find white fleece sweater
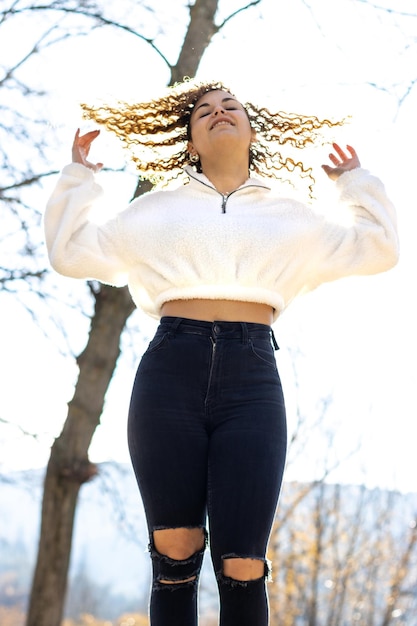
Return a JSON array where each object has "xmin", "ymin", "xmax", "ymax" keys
[{"xmin": 44, "ymin": 163, "xmax": 399, "ymax": 321}]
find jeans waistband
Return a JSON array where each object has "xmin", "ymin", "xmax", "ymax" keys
[{"xmin": 159, "ymin": 316, "xmax": 279, "ymax": 349}]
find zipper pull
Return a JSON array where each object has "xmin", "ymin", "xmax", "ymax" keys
[{"xmin": 221, "ymin": 194, "xmax": 228, "ymax": 213}]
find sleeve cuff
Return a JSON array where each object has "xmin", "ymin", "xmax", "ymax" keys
[{"xmin": 61, "ymin": 162, "xmax": 97, "ymax": 181}]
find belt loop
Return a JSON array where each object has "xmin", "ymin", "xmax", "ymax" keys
[
  {"xmin": 270, "ymin": 328, "xmax": 279, "ymax": 351},
  {"xmin": 170, "ymin": 317, "xmax": 182, "ymax": 334},
  {"xmin": 240, "ymin": 322, "xmax": 249, "ymax": 344}
]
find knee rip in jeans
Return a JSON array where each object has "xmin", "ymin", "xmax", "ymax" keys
[
  {"xmin": 150, "ymin": 527, "xmax": 207, "ymax": 590},
  {"xmin": 217, "ymin": 555, "xmax": 271, "ymax": 588}
]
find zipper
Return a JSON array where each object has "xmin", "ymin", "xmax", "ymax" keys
[
  {"xmin": 205, "ymin": 337, "xmax": 217, "ymax": 406},
  {"xmin": 220, "ymin": 188, "xmax": 243, "ymax": 213},
  {"xmin": 186, "ymin": 169, "xmax": 270, "ymax": 214},
  {"xmin": 221, "ymin": 194, "xmax": 228, "ymax": 213}
]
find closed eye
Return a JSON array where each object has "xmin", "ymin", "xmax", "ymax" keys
[{"xmin": 199, "ymin": 106, "xmax": 238, "ymax": 118}]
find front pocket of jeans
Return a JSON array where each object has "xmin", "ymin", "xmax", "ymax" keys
[
  {"xmin": 144, "ymin": 331, "xmax": 171, "ymax": 355},
  {"xmin": 249, "ymin": 338, "xmax": 277, "ymax": 369}
]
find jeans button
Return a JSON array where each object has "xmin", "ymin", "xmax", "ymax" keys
[{"xmin": 213, "ymin": 323, "xmax": 220, "ymax": 335}]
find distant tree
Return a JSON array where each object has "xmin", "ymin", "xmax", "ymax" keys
[
  {"xmin": 63, "ymin": 567, "xmax": 104, "ymax": 621},
  {"xmin": 268, "ymin": 482, "xmax": 417, "ymax": 625},
  {"xmin": 0, "ymin": 2, "xmax": 60, "ymax": 294},
  {"xmin": 300, "ymin": 0, "xmax": 417, "ymax": 112}
]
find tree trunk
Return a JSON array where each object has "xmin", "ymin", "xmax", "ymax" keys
[
  {"xmin": 171, "ymin": 0, "xmax": 219, "ymax": 83},
  {"xmin": 26, "ymin": 285, "xmax": 135, "ymax": 626}
]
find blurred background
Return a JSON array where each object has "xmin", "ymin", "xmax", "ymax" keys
[{"xmin": 1, "ymin": 1, "xmax": 416, "ymax": 625}]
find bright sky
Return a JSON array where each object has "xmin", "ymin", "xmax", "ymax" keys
[{"xmin": 1, "ymin": 0, "xmax": 416, "ymax": 493}]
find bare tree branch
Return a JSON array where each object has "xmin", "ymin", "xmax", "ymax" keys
[
  {"xmin": 354, "ymin": 0, "xmax": 417, "ymax": 18},
  {"xmin": 216, "ymin": 0, "xmax": 262, "ymax": 31},
  {"xmin": 0, "ymin": 269, "xmax": 47, "ymax": 283},
  {"xmin": 367, "ymin": 76, "xmax": 417, "ymax": 119},
  {"xmin": 0, "ymin": 171, "xmax": 60, "ymax": 195},
  {"xmin": 397, "ymin": 76, "xmax": 417, "ymax": 109},
  {"xmin": 0, "ymin": 24, "xmax": 61, "ymax": 86},
  {"xmin": 8, "ymin": 4, "xmax": 173, "ymax": 71},
  {"xmin": 0, "ymin": 417, "xmax": 40, "ymax": 440}
]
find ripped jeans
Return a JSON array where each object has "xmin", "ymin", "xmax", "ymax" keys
[{"xmin": 128, "ymin": 317, "xmax": 287, "ymax": 626}]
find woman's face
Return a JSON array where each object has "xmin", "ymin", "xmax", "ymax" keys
[{"xmin": 187, "ymin": 90, "xmax": 254, "ymax": 162}]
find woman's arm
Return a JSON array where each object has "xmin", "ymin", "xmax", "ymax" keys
[
  {"xmin": 44, "ymin": 131, "xmax": 128, "ymax": 286},
  {"xmin": 305, "ymin": 144, "xmax": 399, "ymax": 288}
]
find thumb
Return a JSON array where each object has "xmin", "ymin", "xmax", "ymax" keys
[
  {"xmin": 91, "ymin": 162, "xmax": 104, "ymax": 173},
  {"xmin": 321, "ymin": 164, "xmax": 338, "ymax": 181}
]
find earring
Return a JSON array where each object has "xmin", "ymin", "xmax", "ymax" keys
[{"xmin": 189, "ymin": 153, "xmax": 199, "ymax": 163}]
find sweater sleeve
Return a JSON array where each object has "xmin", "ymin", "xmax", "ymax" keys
[
  {"xmin": 307, "ymin": 168, "xmax": 399, "ymax": 288},
  {"xmin": 44, "ymin": 163, "xmax": 129, "ymax": 286}
]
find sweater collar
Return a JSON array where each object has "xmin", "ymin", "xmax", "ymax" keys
[{"xmin": 184, "ymin": 165, "xmax": 271, "ymax": 192}]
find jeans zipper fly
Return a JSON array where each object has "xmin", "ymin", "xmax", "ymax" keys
[{"xmin": 205, "ymin": 337, "xmax": 217, "ymax": 406}]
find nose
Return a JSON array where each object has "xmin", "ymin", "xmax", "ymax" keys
[{"xmin": 213, "ymin": 105, "xmax": 225, "ymax": 115}]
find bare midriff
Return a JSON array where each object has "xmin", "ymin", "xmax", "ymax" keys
[{"xmin": 160, "ymin": 299, "xmax": 274, "ymax": 325}]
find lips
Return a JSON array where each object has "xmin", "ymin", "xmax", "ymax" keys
[{"xmin": 210, "ymin": 117, "xmax": 234, "ymax": 130}]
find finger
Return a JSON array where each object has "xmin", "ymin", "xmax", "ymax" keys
[
  {"xmin": 88, "ymin": 161, "xmax": 104, "ymax": 172},
  {"xmin": 321, "ymin": 164, "xmax": 339, "ymax": 180},
  {"xmin": 346, "ymin": 144, "xmax": 357, "ymax": 158},
  {"xmin": 72, "ymin": 128, "xmax": 80, "ymax": 147},
  {"xmin": 332, "ymin": 143, "xmax": 348, "ymax": 160},
  {"xmin": 82, "ymin": 129, "xmax": 100, "ymax": 140},
  {"xmin": 77, "ymin": 129, "xmax": 100, "ymax": 148},
  {"xmin": 329, "ymin": 153, "xmax": 340, "ymax": 166},
  {"xmin": 78, "ymin": 133, "xmax": 101, "ymax": 160}
]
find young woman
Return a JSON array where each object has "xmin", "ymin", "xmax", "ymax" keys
[{"xmin": 44, "ymin": 80, "xmax": 399, "ymax": 626}]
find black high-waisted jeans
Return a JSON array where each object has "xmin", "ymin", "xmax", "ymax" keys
[{"xmin": 128, "ymin": 317, "xmax": 287, "ymax": 626}]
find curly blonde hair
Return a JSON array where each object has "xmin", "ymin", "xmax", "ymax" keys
[{"xmin": 81, "ymin": 78, "xmax": 343, "ymax": 191}]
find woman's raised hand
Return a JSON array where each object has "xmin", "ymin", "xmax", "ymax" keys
[
  {"xmin": 322, "ymin": 143, "xmax": 360, "ymax": 181},
  {"xmin": 72, "ymin": 128, "xmax": 103, "ymax": 172}
]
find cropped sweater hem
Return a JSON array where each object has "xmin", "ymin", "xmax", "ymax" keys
[{"xmin": 153, "ymin": 286, "xmax": 285, "ymax": 321}]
